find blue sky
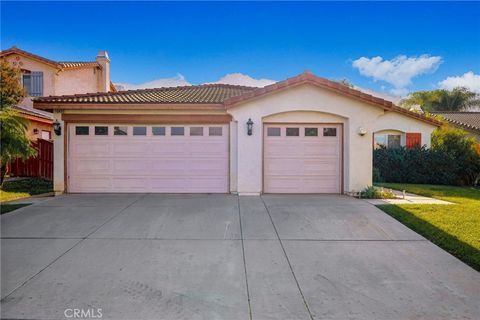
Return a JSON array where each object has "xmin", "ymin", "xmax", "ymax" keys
[{"xmin": 2, "ymin": 1, "xmax": 479, "ymax": 96}]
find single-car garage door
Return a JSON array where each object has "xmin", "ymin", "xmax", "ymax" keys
[
  {"xmin": 68, "ymin": 124, "xmax": 229, "ymax": 193},
  {"xmin": 264, "ymin": 124, "xmax": 342, "ymax": 193}
]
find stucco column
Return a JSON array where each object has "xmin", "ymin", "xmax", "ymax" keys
[
  {"xmin": 229, "ymin": 120, "xmax": 238, "ymax": 193},
  {"xmin": 53, "ymin": 111, "xmax": 65, "ymax": 194}
]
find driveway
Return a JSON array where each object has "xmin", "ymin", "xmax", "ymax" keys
[{"xmin": 1, "ymin": 194, "xmax": 479, "ymax": 320}]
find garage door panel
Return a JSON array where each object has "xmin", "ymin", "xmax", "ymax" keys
[
  {"xmin": 264, "ymin": 124, "xmax": 342, "ymax": 194},
  {"xmin": 73, "ymin": 160, "xmax": 111, "ymax": 174},
  {"xmin": 72, "ymin": 142, "xmax": 110, "ymax": 157},
  {"xmin": 69, "ymin": 124, "xmax": 228, "ymax": 193}
]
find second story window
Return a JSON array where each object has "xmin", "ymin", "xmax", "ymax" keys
[{"xmin": 22, "ymin": 71, "xmax": 43, "ymax": 96}]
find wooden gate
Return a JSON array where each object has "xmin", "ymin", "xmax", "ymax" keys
[{"xmin": 10, "ymin": 139, "xmax": 53, "ymax": 180}]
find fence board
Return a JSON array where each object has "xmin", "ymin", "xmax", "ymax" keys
[{"xmin": 10, "ymin": 139, "xmax": 53, "ymax": 180}]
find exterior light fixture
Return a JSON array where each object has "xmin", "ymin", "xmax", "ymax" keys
[
  {"xmin": 53, "ymin": 120, "xmax": 62, "ymax": 136},
  {"xmin": 358, "ymin": 127, "xmax": 367, "ymax": 136},
  {"xmin": 246, "ymin": 118, "xmax": 254, "ymax": 136}
]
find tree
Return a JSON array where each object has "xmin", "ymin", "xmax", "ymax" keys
[
  {"xmin": 400, "ymin": 87, "xmax": 480, "ymax": 112},
  {"xmin": 0, "ymin": 60, "xmax": 36, "ymax": 184}
]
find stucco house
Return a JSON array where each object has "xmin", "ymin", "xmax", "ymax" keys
[
  {"xmin": 33, "ymin": 71, "xmax": 441, "ymax": 195},
  {"xmin": 0, "ymin": 46, "xmax": 116, "ymax": 140}
]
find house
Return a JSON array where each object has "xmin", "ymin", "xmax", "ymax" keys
[
  {"xmin": 0, "ymin": 46, "xmax": 116, "ymax": 140},
  {"xmin": 33, "ymin": 71, "xmax": 442, "ymax": 195},
  {"xmin": 431, "ymin": 111, "xmax": 480, "ymax": 143}
]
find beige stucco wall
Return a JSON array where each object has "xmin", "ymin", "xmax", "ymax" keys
[
  {"xmin": 55, "ymin": 68, "xmax": 100, "ymax": 95},
  {"xmin": 373, "ymin": 111, "xmax": 436, "ymax": 147},
  {"xmin": 25, "ymin": 120, "xmax": 53, "ymax": 141},
  {"xmin": 52, "ymin": 112, "xmax": 65, "ymax": 194},
  {"xmin": 4, "ymin": 54, "xmax": 57, "ymax": 106},
  {"xmin": 4, "ymin": 54, "xmax": 103, "ymax": 107},
  {"xmin": 226, "ymin": 84, "xmax": 384, "ymax": 195}
]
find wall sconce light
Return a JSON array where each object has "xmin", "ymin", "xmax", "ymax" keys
[
  {"xmin": 53, "ymin": 120, "xmax": 62, "ymax": 136},
  {"xmin": 33, "ymin": 128, "xmax": 39, "ymax": 134},
  {"xmin": 358, "ymin": 127, "xmax": 367, "ymax": 136},
  {"xmin": 246, "ymin": 118, "xmax": 254, "ymax": 136}
]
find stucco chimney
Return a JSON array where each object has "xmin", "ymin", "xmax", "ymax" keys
[{"xmin": 96, "ymin": 50, "xmax": 110, "ymax": 92}]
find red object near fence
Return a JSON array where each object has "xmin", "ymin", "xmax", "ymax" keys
[{"xmin": 10, "ymin": 139, "xmax": 53, "ymax": 180}]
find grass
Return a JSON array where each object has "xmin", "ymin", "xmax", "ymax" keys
[
  {"xmin": 0, "ymin": 178, "xmax": 53, "ymax": 202},
  {"xmin": 375, "ymin": 183, "xmax": 480, "ymax": 271},
  {"xmin": 0, "ymin": 203, "xmax": 31, "ymax": 214}
]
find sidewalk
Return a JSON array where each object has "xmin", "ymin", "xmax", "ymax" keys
[{"xmin": 364, "ymin": 189, "xmax": 452, "ymax": 205}]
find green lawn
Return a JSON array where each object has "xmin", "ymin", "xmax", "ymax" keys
[
  {"xmin": 0, "ymin": 178, "xmax": 53, "ymax": 202},
  {"xmin": 375, "ymin": 183, "xmax": 480, "ymax": 271},
  {"xmin": 0, "ymin": 203, "xmax": 31, "ymax": 214}
]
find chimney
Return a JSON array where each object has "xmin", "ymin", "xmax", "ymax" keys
[{"xmin": 96, "ymin": 50, "xmax": 110, "ymax": 92}]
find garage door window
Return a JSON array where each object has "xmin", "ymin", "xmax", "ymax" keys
[
  {"xmin": 95, "ymin": 126, "xmax": 108, "ymax": 136},
  {"xmin": 190, "ymin": 127, "xmax": 204, "ymax": 136},
  {"xmin": 152, "ymin": 127, "xmax": 165, "ymax": 136},
  {"xmin": 267, "ymin": 127, "xmax": 281, "ymax": 136},
  {"xmin": 305, "ymin": 128, "xmax": 318, "ymax": 136},
  {"xmin": 209, "ymin": 127, "xmax": 222, "ymax": 136},
  {"xmin": 133, "ymin": 126, "xmax": 147, "ymax": 136},
  {"xmin": 75, "ymin": 126, "xmax": 89, "ymax": 135},
  {"xmin": 171, "ymin": 127, "xmax": 184, "ymax": 136},
  {"xmin": 323, "ymin": 128, "xmax": 337, "ymax": 137},
  {"xmin": 114, "ymin": 126, "xmax": 128, "ymax": 136},
  {"xmin": 286, "ymin": 128, "xmax": 299, "ymax": 136}
]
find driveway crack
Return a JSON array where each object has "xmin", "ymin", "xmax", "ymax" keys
[
  {"xmin": 236, "ymin": 196, "xmax": 253, "ymax": 320},
  {"xmin": 260, "ymin": 196, "xmax": 315, "ymax": 320}
]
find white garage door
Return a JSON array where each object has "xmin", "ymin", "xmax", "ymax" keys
[
  {"xmin": 264, "ymin": 124, "xmax": 342, "ymax": 193},
  {"xmin": 68, "ymin": 124, "xmax": 229, "ymax": 193}
]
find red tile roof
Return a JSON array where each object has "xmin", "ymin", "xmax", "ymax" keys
[
  {"xmin": 32, "ymin": 71, "xmax": 442, "ymax": 126},
  {"xmin": 34, "ymin": 84, "xmax": 256, "ymax": 104},
  {"xmin": 0, "ymin": 47, "xmax": 100, "ymax": 70}
]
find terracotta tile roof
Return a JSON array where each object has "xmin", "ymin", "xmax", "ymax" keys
[
  {"xmin": 59, "ymin": 61, "xmax": 100, "ymax": 69},
  {"xmin": 34, "ymin": 84, "xmax": 257, "ymax": 104},
  {"xmin": 431, "ymin": 112, "xmax": 480, "ymax": 132},
  {"xmin": 0, "ymin": 47, "xmax": 100, "ymax": 70},
  {"xmin": 32, "ymin": 71, "xmax": 442, "ymax": 126}
]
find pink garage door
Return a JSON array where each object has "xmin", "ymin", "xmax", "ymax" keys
[
  {"xmin": 68, "ymin": 124, "xmax": 229, "ymax": 193},
  {"xmin": 264, "ymin": 124, "xmax": 342, "ymax": 193}
]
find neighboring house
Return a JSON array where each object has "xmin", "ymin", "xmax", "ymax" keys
[
  {"xmin": 0, "ymin": 46, "xmax": 116, "ymax": 140},
  {"xmin": 33, "ymin": 71, "xmax": 441, "ymax": 195},
  {"xmin": 12, "ymin": 105, "xmax": 54, "ymax": 140},
  {"xmin": 431, "ymin": 111, "xmax": 480, "ymax": 143}
]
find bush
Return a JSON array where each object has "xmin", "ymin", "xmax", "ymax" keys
[
  {"xmin": 373, "ymin": 126, "xmax": 480, "ymax": 186},
  {"xmin": 360, "ymin": 186, "xmax": 396, "ymax": 199}
]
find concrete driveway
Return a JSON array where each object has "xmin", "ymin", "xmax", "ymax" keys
[{"xmin": 1, "ymin": 194, "xmax": 479, "ymax": 320}]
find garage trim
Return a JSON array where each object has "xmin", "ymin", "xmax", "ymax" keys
[
  {"xmin": 262, "ymin": 122, "xmax": 344, "ymax": 194},
  {"xmin": 62, "ymin": 114, "xmax": 232, "ymax": 124}
]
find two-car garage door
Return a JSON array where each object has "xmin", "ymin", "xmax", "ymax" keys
[{"xmin": 68, "ymin": 124, "xmax": 229, "ymax": 193}]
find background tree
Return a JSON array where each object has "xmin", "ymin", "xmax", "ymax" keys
[
  {"xmin": 400, "ymin": 87, "xmax": 480, "ymax": 112},
  {"xmin": 0, "ymin": 60, "xmax": 36, "ymax": 184}
]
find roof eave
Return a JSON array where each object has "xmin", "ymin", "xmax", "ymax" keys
[{"xmin": 33, "ymin": 102, "xmax": 226, "ymax": 111}]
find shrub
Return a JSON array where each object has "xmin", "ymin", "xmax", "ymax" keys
[
  {"xmin": 360, "ymin": 186, "xmax": 396, "ymax": 199},
  {"xmin": 373, "ymin": 126, "xmax": 480, "ymax": 186}
]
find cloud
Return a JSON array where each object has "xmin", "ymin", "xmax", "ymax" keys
[
  {"xmin": 352, "ymin": 55, "xmax": 442, "ymax": 94},
  {"xmin": 208, "ymin": 73, "xmax": 276, "ymax": 87},
  {"xmin": 438, "ymin": 71, "xmax": 480, "ymax": 93},
  {"xmin": 115, "ymin": 74, "xmax": 190, "ymax": 90}
]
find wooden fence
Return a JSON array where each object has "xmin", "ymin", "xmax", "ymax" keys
[{"xmin": 10, "ymin": 139, "xmax": 54, "ymax": 180}]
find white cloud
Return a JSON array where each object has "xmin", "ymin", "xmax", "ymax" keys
[
  {"xmin": 352, "ymin": 55, "xmax": 442, "ymax": 94},
  {"xmin": 115, "ymin": 74, "xmax": 190, "ymax": 90},
  {"xmin": 438, "ymin": 71, "xmax": 480, "ymax": 93},
  {"xmin": 208, "ymin": 73, "xmax": 276, "ymax": 87}
]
